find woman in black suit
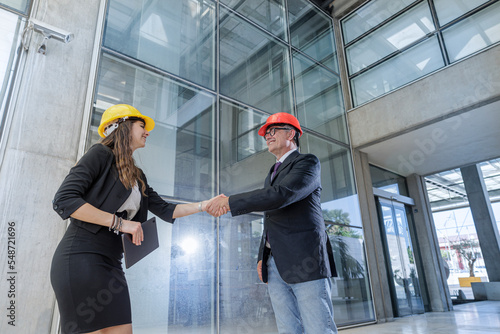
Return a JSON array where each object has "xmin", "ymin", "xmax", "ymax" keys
[{"xmin": 50, "ymin": 104, "xmax": 219, "ymax": 334}]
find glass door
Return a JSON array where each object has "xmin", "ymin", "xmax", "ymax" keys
[{"xmin": 377, "ymin": 197, "xmax": 424, "ymax": 317}]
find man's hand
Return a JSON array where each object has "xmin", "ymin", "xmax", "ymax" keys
[
  {"xmin": 205, "ymin": 194, "xmax": 230, "ymax": 217},
  {"xmin": 257, "ymin": 260, "xmax": 264, "ymax": 282}
]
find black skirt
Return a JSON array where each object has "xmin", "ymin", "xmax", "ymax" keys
[{"xmin": 50, "ymin": 221, "xmax": 131, "ymax": 334}]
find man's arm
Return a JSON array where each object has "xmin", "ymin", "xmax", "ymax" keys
[{"xmin": 207, "ymin": 154, "xmax": 320, "ymax": 216}]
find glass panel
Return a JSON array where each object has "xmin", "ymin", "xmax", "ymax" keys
[
  {"xmin": 288, "ymin": 0, "xmax": 338, "ymax": 72},
  {"xmin": 434, "ymin": 0, "xmax": 489, "ymax": 26},
  {"xmin": 219, "ymin": 213, "xmax": 278, "ymax": 333},
  {"xmin": 220, "ymin": 0, "xmax": 287, "ymax": 41},
  {"xmin": 219, "ymin": 6, "xmax": 293, "ymax": 114},
  {"xmin": 300, "ymin": 133, "xmax": 357, "ymax": 210},
  {"xmin": 370, "ymin": 165, "xmax": 409, "ymax": 196},
  {"xmin": 380, "ymin": 202, "xmax": 411, "ymax": 316},
  {"xmin": 293, "ymin": 52, "xmax": 347, "ymax": 143},
  {"xmin": 442, "ymin": 1, "xmax": 500, "ymax": 62},
  {"xmin": 342, "ymin": 0, "xmax": 417, "ymax": 44},
  {"xmin": 126, "ymin": 212, "xmax": 216, "ymax": 333},
  {"xmin": 90, "ymin": 54, "xmax": 216, "ymax": 202},
  {"xmin": 0, "ymin": 0, "xmax": 30, "ymax": 14},
  {"xmin": 220, "ymin": 101, "xmax": 275, "ymax": 194},
  {"xmin": 327, "ymin": 225, "xmax": 375, "ymax": 325},
  {"xmin": 219, "ymin": 103, "xmax": 278, "ymax": 332},
  {"xmin": 351, "ymin": 35, "xmax": 444, "ymax": 106},
  {"xmin": 0, "ymin": 11, "xmax": 24, "ymax": 137},
  {"xmin": 103, "ymin": 0, "xmax": 215, "ymax": 89},
  {"xmin": 346, "ymin": 2, "xmax": 435, "ymax": 74}
]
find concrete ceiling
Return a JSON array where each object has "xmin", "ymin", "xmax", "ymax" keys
[
  {"xmin": 358, "ymin": 99, "xmax": 500, "ymax": 177},
  {"xmin": 310, "ymin": 0, "xmax": 368, "ymax": 18}
]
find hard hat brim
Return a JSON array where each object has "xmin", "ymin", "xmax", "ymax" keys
[
  {"xmin": 98, "ymin": 114, "xmax": 155, "ymax": 137},
  {"xmin": 258, "ymin": 114, "xmax": 303, "ymax": 137}
]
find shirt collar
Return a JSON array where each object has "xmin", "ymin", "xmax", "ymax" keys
[{"xmin": 277, "ymin": 148, "xmax": 297, "ymax": 164}]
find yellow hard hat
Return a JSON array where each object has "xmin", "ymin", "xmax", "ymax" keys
[{"xmin": 98, "ymin": 104, "xmax": 155, "ymax": 138}]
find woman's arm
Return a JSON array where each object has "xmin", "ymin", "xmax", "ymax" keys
[{"xmin": 71, "ymin": 203, "xmax": 144, "ymax": 245}]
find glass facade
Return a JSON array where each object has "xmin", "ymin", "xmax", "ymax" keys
[
  {"xmin": 342, "ymin": 0, "xmax": 500, "ymax": 106},
  {"xmin": 88, "ymin": 0, "xmax": 374, "ymax": 331},
  {"xmin": 0, "ymin": 3, "xmax": 28, "ymax": 140}
]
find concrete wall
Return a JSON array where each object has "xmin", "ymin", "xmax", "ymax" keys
[
  {"xmin": 0, "ymin": 1, "xmax": 103, "ymax": 333},
  {"xmin": 352, "ymin": 150, "xmax": 394, "ymax": 321}
]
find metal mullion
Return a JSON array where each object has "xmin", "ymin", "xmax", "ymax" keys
[
  {"xmin": 0, "ymin": 3, "xmax": 29, "ymax": 17},
  {"xmin": 215, "ymin": 1, "xmax": 220, "ymax": 332},
  {"xmin": 427, "ymin": 0, "xmax": 450, "ymax": 65},
  {"xmin": 290, "ymin": 44, "xmax": 341, "ymax": 77},
  {"xmin": 284, "ymin": 0, "xmax": 298, "ymax": 121},
  {"xmin": 437, "ymin": 0, "xmax": 499, "ymax": 31},
  {"xmin": 102, "ymin": 47, "xmax": 217, "ymax": 95}
]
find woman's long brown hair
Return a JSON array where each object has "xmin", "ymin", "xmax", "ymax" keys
[{"xmin": 100, "ymin": 118, "xmax": 147, "ymax": 195}]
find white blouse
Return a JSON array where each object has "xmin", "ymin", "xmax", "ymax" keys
[{"xmin": 117, "ymin": 182, "xmax": 141, "ymax": 220}]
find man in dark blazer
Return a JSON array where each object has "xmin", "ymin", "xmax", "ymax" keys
[{"xmin": 207, "ymin": 112, "xmax": 338, "ymax": 333}]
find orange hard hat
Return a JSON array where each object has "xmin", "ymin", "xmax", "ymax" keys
[{"xmin": 258, "ymin": 112, "xmax": 303, "ymax": 137}]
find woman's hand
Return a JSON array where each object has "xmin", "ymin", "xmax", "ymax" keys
[{"xmin": 120, "ymin": 219, "xmax": 144, "ymax": 246}]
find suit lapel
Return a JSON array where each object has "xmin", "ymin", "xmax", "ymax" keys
[
  {"xmin": 265, "ymin": 164, "xmax": 274, "ymax": 186},
  {"xmin": 269, "ymin": 150, "xmax": 300, "ymax": 185}
]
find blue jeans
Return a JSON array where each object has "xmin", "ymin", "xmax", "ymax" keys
[{"xmin": 267, "ymin": 255, "xmax": 337, "ymax": 334}]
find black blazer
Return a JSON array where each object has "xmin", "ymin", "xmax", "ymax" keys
[
  {"xmin": 53, "ymin": 144, "xmax": 177, "ymax": 233},
  {"xmin": 229, "ymin": 150, "xmax": 337, "ymax": 284}
]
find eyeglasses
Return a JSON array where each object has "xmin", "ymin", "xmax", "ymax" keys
[{"xmin": 264, "ymin": 127, "xmax": 291, "ymax": 139}]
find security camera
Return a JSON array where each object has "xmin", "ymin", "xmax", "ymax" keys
[{"xmin": 29, "ymin": 18, "xmax": 74, "ymax": 43}]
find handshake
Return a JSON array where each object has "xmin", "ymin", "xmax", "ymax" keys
[{"xmin": 202, "ymin": 194, "xmax": 231, "ymax": 217}]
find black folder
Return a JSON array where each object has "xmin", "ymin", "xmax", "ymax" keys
[{"xmin": 122, "ymin": 217, "xmax": 159, "ymax": 269}]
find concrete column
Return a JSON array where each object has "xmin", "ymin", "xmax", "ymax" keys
[
  {"xmin": 352, "ymin": 150, "xmax": 394, "ymax": 322},
  {"xmin": 0, "ymin": 1, "xmax": 104, "ymax": 333},
  {"xmin": 406, "ymin": 174, "xmax": 453, "ymax": 311},
  {"xmin": 460, "ymin": 164, "xmax": 500, "ymax": 281}
]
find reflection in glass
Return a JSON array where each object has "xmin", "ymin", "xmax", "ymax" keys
[
  {"xmin": 219, "ymin": 6, "xmax": 293, "ymax": 114},
  {"xmin": 287, "ymin": 0, "xmax": 338, "ymax": 71},
  {"xmin": 327, "ymin": 225, "xmax": 375, "ymax": 325},
  {"xmin": 300, "ymin": 133, "xmax": 356, "ymax": 201},
  {"xmin": 90, "ymin": 54, "xmax": 216, "ymax": 202},
  {"xmin": 342, "ymin": 0, "xmax": 417, "ymax": 44},
  {"xmin": 0, "ymin": 11, "xmax": 24, "ymax": 136},
  {"xmin": 220, "ymin": 101, "xmax": 275, "ymax": 195},
  {"xmin": 442, "ymin": 1, "xmax": 500, "ymax": 62},
  {"xmin": 346, "ymin": 2, "xmax": 435, "ymax": 74},
  {"xmin": 220, "ymin": 0, "xmax": 287, "ymax": 41},
  {"xmin": 323, "ymin": 195, "xmax": 363, "ymax": 228},
  {"xmin": 434, "ymin": 0, "xmax": 489, "ymax": 25},
  {"xmin": 219, "ymin": 213, "xmax": 278, "ymax": 333},
  {"xmin": 103, "ymin": 0, "xmax": 215, "ymax": 89},
  {"xmin": 293, "ymin": 52, "xmax": 347, "ymax": 143},
  {"xmin": 126, "ymin": 213, "xmax": 216, "ymax": 333},
  {"xmin": 0, "ymin": 0, "xmax": 30, "ymax": 13},
  {"xmin": 352, "ymin": 35, "xmax": 444, "ymax": 106}
]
